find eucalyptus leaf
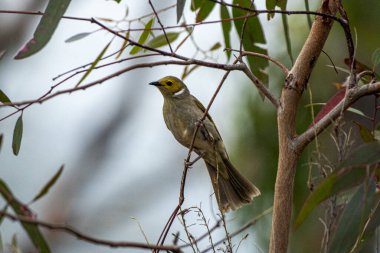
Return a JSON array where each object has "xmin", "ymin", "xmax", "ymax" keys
[
  {"xmin": 294, "ymin": 142, "xmax": 380, "ymax": 229},
  {"xmin": 14, "ymin": 0, "xmax": 71, "ymax": 59},
  {"xmin": 65, "ymin": 32, "xmax": 92, "ymax": 43},
  {"xmin": 220, "ymin": 5, "xmax": 231, "ymax": 59},
  {"xmin": 76, "ymin": 40, "xmax": 112, "ymax": 87},
  {"xmin": 328, "ymin": 180, "xmax": 376, "ymax": 253},
  {"xmin": 0, "ymin": 179, "xmax": 51, "ymax": 252},
  {"xmin": 177, "ymin": 0, "xmax": 186, "ymax": 23},
  {"xmin": 146, "ymin": 32, "xmax": 180, "ymax": 49},
  {"xmin": 31, "ymin": 165, "xmax": 64, "ymax": 203},
  {"xmin": 12, "ymin": 115, "xmax": 23, "ymax": 156},
  {"xmin": 196, "ymin": 0, "xmax": 215, "ymax": 22},
  {"xmin": 130, "ymin": 18, "xmax": 154, "ymax": 55},
  {"xmin": 0, "ymin": 90, "xmax": 11, "ymax": 104},
  {"xmin": 232, "ymin": 0, "xmax": 268, "ymax": 90}
]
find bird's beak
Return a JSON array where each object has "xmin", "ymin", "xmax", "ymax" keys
[{"xmin": 149, "ymin": 81, "xmax": 162, "ymax": 86}]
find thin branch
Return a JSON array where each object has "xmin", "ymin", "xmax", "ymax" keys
[
  {"xmin": 0, "ymin": 60, "xmax": 244, "ymax": 109},
  {"xmin": 296, "ymin": 81, "xmax": 380, "ymax": 149},
  {"xmin": 241, "ymin": 64, "xmax": 280, "ymax": 108},
  {"xmin": 198, "ymin": 207, "xmax": 273, "ymax": 253},
  {"xmin": 226, "ymin": 48, "xmax": 289, "ymax": 75},
  {"xmin": 0, "ymin": 211, "xmax": 180, "ymax": 252},
  {"xmin": 148, "ymin": 0, "xmax": 173, "ymax": 53}
]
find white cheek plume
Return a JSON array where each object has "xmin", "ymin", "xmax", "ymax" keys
[{"xmin": 173, "ymin": 88, "xmax": 186, "ymax": 97}]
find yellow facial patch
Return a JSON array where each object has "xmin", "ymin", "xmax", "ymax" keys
[{"xmin": 158, "ymin": 76, "xmax": 184, "ymax": 93}]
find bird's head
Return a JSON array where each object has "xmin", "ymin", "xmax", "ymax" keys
[{"xmin": 149, "ymin": 76, "xmax": 189, "ymax": 98}]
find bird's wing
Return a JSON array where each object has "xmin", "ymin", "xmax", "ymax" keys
[{"xmin": 192, "ymin": 96, "xmax": 223, "ymax": 142}]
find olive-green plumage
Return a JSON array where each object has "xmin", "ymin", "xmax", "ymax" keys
[{"xmin": 150, "ymin": 76, "xmax": 260, "ymax": 212}]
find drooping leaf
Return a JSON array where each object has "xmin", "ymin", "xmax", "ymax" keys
[
  {"xmin": 31, "ymin": 165, "xmax": 64, "ymax": 203},
  {"xmin": 146, "ymin": 32, "xmax": 180, "ymax": 49},
  {"xmin": 220, "ymin": 5, "xmax": 232, "ymax": 60},
  {"xmin": 354, "ymin": 122, "xmax": 375, "ymax": 143},
  {"xmin": 12, "ymin": 115, "xmax": 23, "ymax": 156},
  {"xmin": 0, "ymin": 133, "xmax": 3, "ymax": 153},
  {"xmin": 328, "ymin": 180, "xmax": 376, "ymax": 253},
  {"xmin": 304, "ymin": 0, "xmax": 312, "ymax": 28},
  {"xmin": 65, "ymin": 32, "xmax": 92, "ymax": 43},
  {"xmin": 191, "ymin": 0, "xmax": 202, "ymax": 11},
  {"xmin": 308, "ymin": 89, "xmax": 346, "ymax": 128},
  {"xmin": 14, "ymin": 0, "xmax": 71, "ymax": 59},
  {"xmin": 266, "ymin": 0, "xmax": 287, "ymax": 19},
  {"xmin": 371, "ymin": 48, "xmax": 380, "ymax": 68},
  {"xmin": 0, "ymin": 179, "xmax": 51, "ymax": 252},
  {"xmin": 294, "ymin": 142, "xmax": 380, "ymax": 229},
  {"xmin": 232, "ymin": 0, "xmax": 268, "ymax": 88},
  {"xmin": 130, "ymin": 18, "xmax": 155, "ymax": 55},
  {"xmin": 76, "ymin": 40, "xmax": 112, "ymax": 87},
  {"xmin": 177, "ymin": 0, "xmax": 186, "ymax": 23},
  {"xmin": 196, "ymin": 0, "xmax": 215, "ymax": 22},
  {"xmin": 116, "ymin": 31, "xmax": 130, "ymax": 59},
  {"xmin": 209, "ymin": 42, "xmax": 221, "ymax": 51},
  {"xmin": 0, "ymin": 90, "xmax": 11, "ymax": 104},
  {"xmin": 281, "ymin": 14, "xmax": 293, "ymax": 64}
]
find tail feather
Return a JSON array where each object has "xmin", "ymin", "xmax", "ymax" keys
[{"xmin": 205, "ymin": 159, "xmax": 260, "ymax": 212}]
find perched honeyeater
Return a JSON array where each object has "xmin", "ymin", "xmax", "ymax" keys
[{"xmin": 149, "ymin": 76, "xmax": 260, "ymax": 212}]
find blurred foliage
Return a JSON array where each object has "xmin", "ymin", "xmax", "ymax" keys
[{"xmin": 231, "ymin": 1, "xmax": 380, "ymax": 252}]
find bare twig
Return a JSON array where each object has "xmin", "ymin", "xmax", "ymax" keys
[
  {"xmin": 226, "ymin": 48, "xmax": 289, "ymax": 75},
  {"xmin": 241, "ymin": 64, "xmax": 280, "ymax": 108},
  {"xmin": 148, "ymin": 0, "xmax": 173, "ymax": 53},
  {"xmin": 198, "ymin": 207, "xmax": 272, "ymax": 253},
  {"xmin": 0, "ymin": 211, "xmax": 180, "ymax": 252}
]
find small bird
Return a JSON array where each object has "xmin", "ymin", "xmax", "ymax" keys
[{"xmin": 149, "ymin": 76, "xmax": 260, "ymax": 212}]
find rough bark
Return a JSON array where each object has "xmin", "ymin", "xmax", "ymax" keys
[{"xmin": 269, "ymin": 1, "xmax": 338, "ymax": 252}]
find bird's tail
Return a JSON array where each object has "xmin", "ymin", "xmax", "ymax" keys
[{"xmin": 205, "ymin": 159, "xmax": 260, "ymax": 212}]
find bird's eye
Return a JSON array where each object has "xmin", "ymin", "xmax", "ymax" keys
[{"xmin": 166, "ymin": 81, "xmax": 173, "ymax": 86}]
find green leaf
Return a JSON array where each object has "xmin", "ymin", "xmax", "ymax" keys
[
  {"xmin": 177, "ymin": 0, "xmax": 186, "ymax": 23},
  {"xmin": 130, "ymin": 18, "xmax": 154, "ymax": 55},
  {"xmin": 232, "ymin": 0, "xmax": 269, "ymax": 89},
  {"xmin": 0, "ymin": 179, "xmax": 51, "ymax": 252},
  {"xmin": 0, "ymin": 133, "xmax": 3, "ymax": 153},
  {"xmin": 31, "ymin": 165, "xmax": 64, "ymax": 203},
  {"xmin": 146, "ymin": 32, "xmax": 180, "ymax": 49},
  {"xmin": 113, "ymin": 0, "xmax": 122, "ymax": 3},
  {"xmin": 196, "ymin": 0, "xmax": 215, "ymax": 22},
  {"xmin": 0, "ymin": 90, "xmax": 11, "ymax": 104},
  {"xmin": 76, "ymin": 40, "xmax": 112, "ymax": 87},
  {"xmin": 116, "ymin": 31, "xmax": 130, "ymax": 59},
  {"xmin": 371, "ymin": 48, "xmax": 380, "ymax": 67},
  {"xmin": 65, "ymin": 32, "xmax": 92, "ymax": 43},
  {"xmin": 281, "ymin": 14, "xmax": 293, "ymax": 64},
  {"xmin": 209, "ymin": 42, "xmax": 221, "ymax": 51},
  {"xmin": 191, "ymin": 0, "xmax": 202, "ymax": 11},
  {"xmin": 220, "ymin": 5, "xmax": 231, "ymax": 60},
  {"xmin": 328, "ymin": 180, "xmax": 376, "ymax": 253},
  {"xmin": 354, "ymin": 122, "xmax": 375, "ymax": 143},
  {"xmin": 294, "ymin": 142, "xmax": 380, "ymax": 229},
  {"xmin": 12, "ymin": 115, "xmax": 23, "ymax": 156},
  {"xmin": 266, "ymin": 0, "xmax": 287, "ymax": 19},
  {"xmin": 14, "ymin": 0, "xmax": 71, "ymax": 59}
]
